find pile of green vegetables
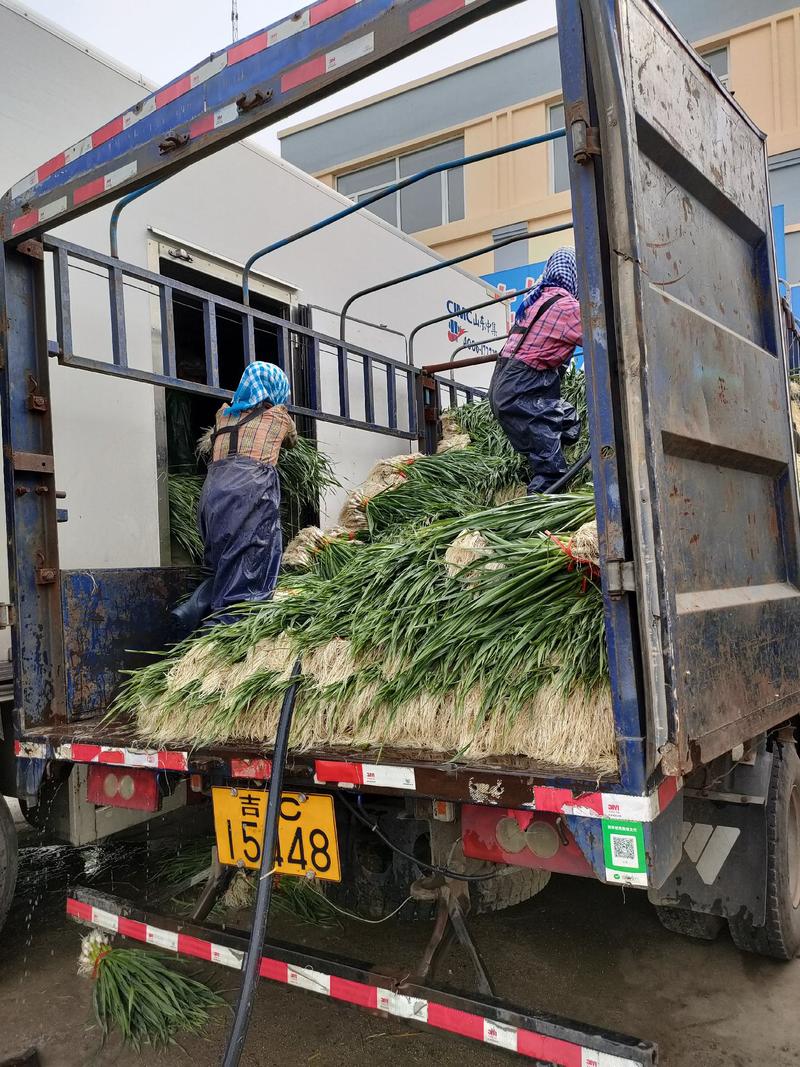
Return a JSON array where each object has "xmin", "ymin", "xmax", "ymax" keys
[
  {"xmin": 364, "ymin": 365, "xmax": 590, "ymax": 533},
  {"xmin": 121, "ymin": 370, "xmax": 613, "ymax": 770},
  {"xmin": 116, "ymin": 513, "xmax": 613, "ymax": 771}
]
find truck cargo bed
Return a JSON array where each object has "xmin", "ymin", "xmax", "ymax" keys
[{"xmin": 16, "ymin": 715, "xmax": 619, "ymax": 808}]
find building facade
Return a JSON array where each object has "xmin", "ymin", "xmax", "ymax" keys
[{"xmin": 280, "ymin": 0, "xmax": 800, "ymax": 315}]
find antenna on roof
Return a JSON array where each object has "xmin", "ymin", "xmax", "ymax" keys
[{"xmin": 231, "ymin": 0, "xmax": 239, "ymax": 42}]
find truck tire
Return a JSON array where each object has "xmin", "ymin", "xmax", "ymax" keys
[
  {"xmin": 728, "ymin": 743, "xmax": 800, "ymax": 960},
  {"xmin": 329, "ymin": 804, "xmax": 550, "ymax": 921},
  {"xmin": 0, "ymin": 796, "xmax": 18, "ymax": 936},
  {"xmin": 471, "ymin": 864, "xmax": 550, "ymax": 914},
  {"xmin": 654, "ymin": 906, "xmax": 725, "ymax": 941}
]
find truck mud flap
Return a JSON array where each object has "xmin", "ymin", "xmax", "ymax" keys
[
  {"xmin": 648, "ymin": 750, "xmax": 771, "ymax": 925},
  {"xmin": 67, "ymin": 885, "xmax": 657, "ymax": 1066}
]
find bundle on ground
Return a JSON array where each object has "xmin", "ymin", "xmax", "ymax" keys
[
  {"xmin": 78, "ymin": 930, "xmax": 224, "ymax": 1049},
  {"xmin": 115, "ymin": 491, "xmax": 615, "ymax": 773},
  {"xmin": 154, "ymin": 840, "xmax": 339, "ymax": 925}
]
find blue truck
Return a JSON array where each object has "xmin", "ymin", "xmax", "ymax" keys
[{"xmin": 1, "ymin": 0, "xmax": 799, "ymax": 1062}]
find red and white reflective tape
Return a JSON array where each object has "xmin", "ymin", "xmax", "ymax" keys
[
  {"xmin": 528, "ymin": 775, "xmax": 681, "ymax": 823},
  {"xmin": 281, "ymin": 32, "xmax": 374, "ymax": 92},
  {"xmin": 409, "ymin": 0, "xmax": 479, "ymax": 34},
  {"xmin": 10, "ymin": 0, "xmax": 364, "ymax": 207},
  {"xmin": 56, "ymin": 742, "xmax": 188, "ymax": 772},
  {"xmin": 314, "ymin": 759, "xmax": 417, "ymax": 791},
  {"xmin": 189, "ymin": 103, "xmax": 240, "ymax": 140},
  {"xmin": 15, "ymin": 738, "xmax": 188, "ymax": 772},
  {"xmin": 230, "ymin": 757, "xmax": 273, "ymax": 779},
  {"xmin": 14, "ymin": 740, "xmax": 49, "ymax": 760},
  {"xmin": 66, "ymin": 896, "xmax": 640, "ymax": 1066},
  {"xmin": 315, "ymin": 759, "xmax": 680, "ymax": 822},
  {"xmin": 228, "ymin": 0, "xmax": 362, "ymax": 61},
  {"xmin": 9, "ymin": 196, "xmax": 68, "ymax": 236},
  {"xmin": 73, "ymin": 161, "xmax": 138, "ymax": 207},
  {"xmin": 16, "ymin": 737, "xmax": 680, "ymax": 822},
  {"xmin": 11, "ymin": 121, "xmax": 131, "ymax": 200}
]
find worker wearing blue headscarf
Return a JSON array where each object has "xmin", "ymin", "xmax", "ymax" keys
[
  {"xmin": 489, "ymin": 248, "xmax": 583, "ymax": 493},
  {"xmin": 177, "ymin": 362, "xmax": 297, "ymax": 629}
]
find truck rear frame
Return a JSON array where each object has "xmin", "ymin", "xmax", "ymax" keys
[{"xmin": 2, "ymin": 0, "xmax": 800, "ymax": 1062}]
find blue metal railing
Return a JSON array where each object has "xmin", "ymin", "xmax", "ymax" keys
[
  {"xmin": 45, "ymin": 234, "xmax": 485, "ymax": 441},
  {"xmin": 339, "ymin": 220, "xmax": 572, "ymax": 342},
  {"xmin": 78, "ymin": 126, "xmax": 570, "ymax": 442},
  {"xmin": 109, "ymin": 182, "xmax": 162, "ymax": 258},
  {"xmin": 241, "ymin": 127, "xmax": 567, "ymax": 307}
]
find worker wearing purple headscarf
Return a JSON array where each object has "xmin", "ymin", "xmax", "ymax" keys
[{"xmin": 489, "ymin": 248, "xmax": 583, "ymax": 494}]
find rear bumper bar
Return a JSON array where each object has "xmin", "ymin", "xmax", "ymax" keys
[
  {"xmin": 15, "ymin": 737, "xmax": 679, "ymax": 820},
  {"xmin": 67, "ymin": 886, "xmax": 657, "ymax": 1066}
]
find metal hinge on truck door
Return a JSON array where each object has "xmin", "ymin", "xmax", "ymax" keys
[
  {"xmin": 566, "ymin": 100, "xmax": 600, "ymax": 165},
  {"xmin": 606, "ymin": 560, "xmax": 636, "ymax": 598}
]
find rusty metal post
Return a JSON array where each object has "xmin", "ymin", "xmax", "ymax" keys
[{"xmin": 0, "ymin": 242, "xmax": 66, "ymax": 728}]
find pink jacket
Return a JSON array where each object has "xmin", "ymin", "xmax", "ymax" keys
[{"xmin": 501, "ymin": 286, "xmax": 582, "ymax": 370}]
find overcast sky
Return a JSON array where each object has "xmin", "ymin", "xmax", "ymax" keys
[{"xmin": 19, "ymin": 0, "xmax": 556, "ymax": 154}]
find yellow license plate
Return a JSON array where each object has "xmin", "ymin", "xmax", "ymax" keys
[{"xmin": 212, "ymin": 787, "xmax": 341, "ymax": 882}]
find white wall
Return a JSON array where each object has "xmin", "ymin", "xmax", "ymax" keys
[{"xmin": 0, "ymin": 1, "xmax": 506, "ymax": 559}]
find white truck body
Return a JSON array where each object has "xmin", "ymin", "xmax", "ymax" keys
[{"xmin": 0, "ymin": 0, "xmax": 506, "ymax": 585}]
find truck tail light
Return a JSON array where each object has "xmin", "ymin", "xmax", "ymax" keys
[
  {"xmin": 86, "ymin": 765, "xmax": 160, "ymax": 812},
  {"xmin": 462, "ymin": 805, "xmax": 594, "ymax": 878}
]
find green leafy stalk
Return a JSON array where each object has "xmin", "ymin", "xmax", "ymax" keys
[
  {"xmin": 167, "ymin": 474, "xmax": 205, "ymax": 563},
  {"xmin": 80, "ymin": 934, "xmax": 224, "ymax": 1050}
]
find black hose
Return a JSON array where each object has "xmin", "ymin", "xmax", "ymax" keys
[
  {"xmin": 548, "ymin": 448, "xmax": 592, "ymax": 494},
  {"xmin": 221, "ymin": 659, "xmax": 303, "ymax": 1067}
]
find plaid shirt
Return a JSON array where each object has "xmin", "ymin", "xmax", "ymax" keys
[
  {"xmin": 212, "ymin": 403, "xmax": 298, "ymax": 466},
  {"xmin": 501, "ymin": 286, "xmax": 582, "ymax": 370}
]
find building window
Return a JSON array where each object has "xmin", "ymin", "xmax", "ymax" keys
[
  {"xmin": 549, "ymin": 102, "xmax": 570, "ymax": 195},
  {"xmin": 337, "ymin": 159, "xmax": 398, "ymax": 226},
  {"xmin": 700, "ymin": 45, "xmax": 729, "ymax": 89},
  {"xmin": 337, "ymin": 137, "xmax": 465, "ymax": 233},
  {"xmin": 493, "ymin": 222, "xmax": 529, "ymax": 272}
]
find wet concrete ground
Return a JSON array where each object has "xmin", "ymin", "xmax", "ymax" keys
[{"xmin": 2, "ymin": 811, "xmax": 800, "ymax": 1067}]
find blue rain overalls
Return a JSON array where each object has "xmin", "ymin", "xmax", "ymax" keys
[
  {"xmin": 173, "ymin": 406, "xmax": 283, "ymax": 630},
  {"xmin": 489, "ymin": 293, "xmax": 580, "ymax": 494}
]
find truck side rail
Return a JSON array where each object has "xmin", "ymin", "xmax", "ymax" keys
[
  {"xmin": 1, "ymin": 0, "xmax": 521, "ymax": 242},
  {"xmin": 44, "ymin": 235, "xmax": 484, "ymax": 440}
]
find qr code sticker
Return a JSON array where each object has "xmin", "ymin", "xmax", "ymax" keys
[{"xmin": 610, "ymin": 833, "xmax": 639, "ymax": 868}]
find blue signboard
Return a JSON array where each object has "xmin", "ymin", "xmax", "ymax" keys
[
  {"xmin": 774, "ymin": 204, "xmax": 787, "ymax": 283},
  {"xmin": 772, "ymin": 204, "xmax": 800, "ymax": 323}
]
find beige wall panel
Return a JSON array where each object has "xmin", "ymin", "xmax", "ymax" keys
[{"xmin": 731, "ymin": 25, "xmax": 775, "ymax": 132}]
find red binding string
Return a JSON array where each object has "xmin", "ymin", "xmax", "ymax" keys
[
  {"xmin": 545, "ymin": 531, "xmax": 601, "ymax": 592},
  {"xmin": 92, "ymin": 948, "xmax": 111, "ymax": 980}
]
